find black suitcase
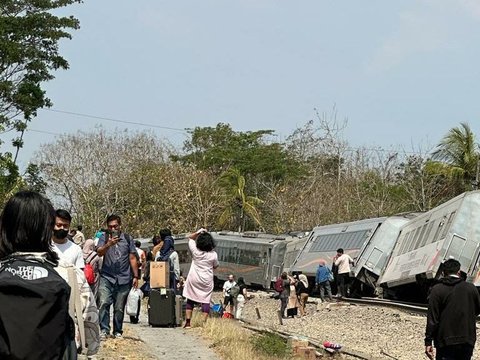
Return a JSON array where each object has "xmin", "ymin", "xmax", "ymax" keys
[{"xmin": 148, "ymin": 288, "xmax": 176, "ymax": 327}]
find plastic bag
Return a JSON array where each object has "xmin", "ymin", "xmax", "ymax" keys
[{"xmin": 126, "ymin": 288, "xmax": 143, "ymax": 316}]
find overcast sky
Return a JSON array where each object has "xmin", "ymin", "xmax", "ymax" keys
[{"xmin": 7, "ymin": 0, "xmax": 480, "ymax": 169}]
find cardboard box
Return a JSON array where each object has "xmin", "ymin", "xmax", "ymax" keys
[
  {"xmin": 293, "ymin": 346, "xmax": 316, "ymax": 360},
  {"xmin": 150, "ymin": 261, "xmax": 169, "ymax": 288}
]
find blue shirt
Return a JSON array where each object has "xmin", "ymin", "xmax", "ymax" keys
[
  {"xmin": 316, "ymin": 265, "xmax": 331, "ymax": 283},
  {"xmin": 97, "ymin": 232, "xmax": 136, "ymax": 286}
]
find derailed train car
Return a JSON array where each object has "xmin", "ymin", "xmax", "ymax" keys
[
  {"xmin": 289, "ymin": 215, "xmax": 415, "ymax": 294},
  {"xmin": 378, "ymin": 191, "xmax": 480, "ymax": 299}
]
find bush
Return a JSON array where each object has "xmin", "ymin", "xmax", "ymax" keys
[{"xmin": 251, "ymin": 332, "xmax": 290, "ymax": 358}]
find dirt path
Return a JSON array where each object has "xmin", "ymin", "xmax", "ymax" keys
[{"xmin": 89, "ymin": 303, "xmax": 221, "ymax": 360}]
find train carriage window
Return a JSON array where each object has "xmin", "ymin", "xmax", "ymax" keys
[
  {"xmin": 422, "ymin": 222, "xmax": 435, "ymax": 247},
  {"xmin": 459, "ymin": 239, "xmax": 478, "ymax": 271},
  {"xmin": 433, "ymin": 217, "xmax": 446, "ymax": 243},
  {"xmin": 415, "ymin": 224, "xmax": 428, "ymax": 249},
  {"xmin": 409, "ymin": 227, "xmax": 422, "ymax": 252},
  {"xmin": 397, "ymin": 232, "xmax": 409, "ymax": 255},
  {"xmin": 440, "ymin": 211, "xmax": 456, "ymax": 240},
  {"xmin": 310, "ymin": 230, "xmax": 369, "ymax": 252}
]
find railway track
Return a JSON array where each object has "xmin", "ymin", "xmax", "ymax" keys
[{"xmin": 336, "ymin": 296, "xmax": 428, "ymax": 315}]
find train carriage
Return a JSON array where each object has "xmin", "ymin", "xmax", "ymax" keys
[
  {"xmin": 378, "ymin": 191, "xmax": 480, "ymax": 296},
  {"xmin": 290, "ymin": 217, "xmax": 388, "ymax": 280}
]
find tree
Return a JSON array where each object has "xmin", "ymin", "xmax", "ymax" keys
[
  {"xmin": 431, "ymin": 123, "xmax": 480, "ymax": 190},
  {"xmin": 217, "ymin": 167, "xmax": 263, "ymax": 232},
  {"xmin": 173, "ymin": 123, "xmax": 303, "ymax": 182},
  {"xmin": 0, "ymin": 0, "xmax": 81, "ymax": 199}
]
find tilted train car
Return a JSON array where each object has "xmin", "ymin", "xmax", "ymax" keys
[
  {"xmin": 283, "ymin": 235, "xmax": 309, "ymax": 275},
  {"xmin": 353, "ymin": 213, "xmax": 418, "ymax": 289},
  {"xmin": 290, "ymin": 217, "xmax": 388, "ymax": 283},
  {"xmin": 378, "ymin": 191, "xmax": 480, "ymax": 299}
]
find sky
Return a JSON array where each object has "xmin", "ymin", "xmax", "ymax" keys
[{"xmin": 6, "ymin": 0, "xmax": 480, "ymax": 169}]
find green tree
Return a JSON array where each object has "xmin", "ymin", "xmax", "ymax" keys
[
  {"xmin": 217, "ymin": 167, "xmax": 263, "ymax": 232},
  {"xmin": 0, "ymin": 0, "xmax": 81, "ymax": 199},
  {"xmin": 431, "ymin": 123, "xmax": 480, "ymax": 190},
  {"xmin": 173, "ymin": 123, "xmax": 303, "ymax": 182}
]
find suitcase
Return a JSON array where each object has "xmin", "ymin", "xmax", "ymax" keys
[
  {"xmin": 148, "ymin": 288, "xmax": 176, "ymax": 327},
  {"xmin": 287, "ymin": 307, "xmax": 298, "ymax": 317},
  {"xmin": 175, "ymin": 295, "xmax": 184, "ymax": 326}
]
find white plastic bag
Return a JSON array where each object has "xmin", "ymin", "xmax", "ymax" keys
[{"xmin": 126, "ymin": 287, "xmax": 143, "ymax": 316}]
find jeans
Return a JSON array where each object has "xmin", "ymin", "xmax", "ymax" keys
[
  {"xmin": 319, "ymin": 281, "xmax": 333, "ymax": 301},
  {"xmin": 98, "ymin": 277, "xmax": 131, "ymax": 335},
  {"xmin": 337, "ymin": 273, "xmax": 350, "ymax": 297},
  {"xmin": 280, "ymin": 297, "xmax": 288, "ymax": 317}
]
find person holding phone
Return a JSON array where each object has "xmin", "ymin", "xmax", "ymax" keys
[{"xmin": 96, "ymin": 214, "xmax": 139, "ymax": 340}]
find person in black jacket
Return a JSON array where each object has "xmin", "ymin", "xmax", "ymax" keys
[{"xmin": 425, "ymin": 259, "xmax": 480, "ymax": 360}]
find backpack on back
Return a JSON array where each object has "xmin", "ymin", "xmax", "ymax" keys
[
  {"xmin": 229, "ymin": 284, "xmax": 240, "ymax": 298},
  {"xmin": 84, "ymin": 251, "xmax": 97, "ymax": 285},
  {"xmin": 274, "ymin": 277, "xmax": 284, "ymax": 293},
  {"xmin": 0, "ymin": 255, "xmax": 74, "ymax": 360}
]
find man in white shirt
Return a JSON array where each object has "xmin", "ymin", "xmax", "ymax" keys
[
  {"xmin": 223, "ymin": 274, "xmax": 236, "ymax": 314},
  {"xmin": 333, "ymin": 248, "xmax": 354, "ymax": 298},
  {"xmin": 52, "ymin": 209, "xmax": 85, "ymax": 270},
  {"xmin": 72, "ymin": 225, "xmax": 85, "ymax": 248}
]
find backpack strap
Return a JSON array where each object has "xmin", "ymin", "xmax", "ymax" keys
[
  {"xmin": 85, "ymin": 251, "xmax": 98, "ymax": 265},
  {"xmin": 67, "ymin": 267, "xmax": 86, "ymax": 352}
]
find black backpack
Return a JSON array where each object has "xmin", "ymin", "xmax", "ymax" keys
[{"xmin": 0, "ymin": 255, "xmax": 74, "ymax": 360}]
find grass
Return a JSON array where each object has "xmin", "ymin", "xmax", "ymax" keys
[{"xmin": 191, "ymin": 311, "xmax": 292, "ymax": 360}]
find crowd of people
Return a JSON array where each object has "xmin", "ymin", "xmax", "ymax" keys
[{"xmin": 0, "ymin": 190, "xmax": 480, "ymax": 360}]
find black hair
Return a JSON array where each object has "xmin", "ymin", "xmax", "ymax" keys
[
  {"xmin": 281, "ymin": 272, "xmax": 288, "ymax": 279},
  {"xmin": 0, "ymin": 191, "xmax": 59, "ymax": 264},
  {"xmin": 337, "ymin": 248, "xmax": 344, "ymax": 254},
  {"xmin": 55, "ymin": 209, "xmax": 72, "ymax": 223},
  {"xmin": 146, "ymin": 250, "xmax": 154, "ymax": 262},
  {"xmin": 135, "ymin": 240, "xmax": 141, "ymax": 248},
  {"xmin": 152, "ymin": 235, "xmax": 161, "ymax": 246},
  {"xmin": 237, "ymin": 277, "xmax": 246, "ymax": 286},
  {"xmin": 77, "ymin": 225, "xmax": 83, "ymax": 231},
  {"xmin": 159, "ymin": 228, "xmax": 172, "ymax": 240},
  {"xmin": 196, "ymin": 232, "xmax": 215, "ymax": 252},
  {"xmin": 106, "ymin": 214, "xmax": 122, "ymax": 225},
  {"xmin": 442, "ymin": 259, "xmax": 461, "ymax": 276}
]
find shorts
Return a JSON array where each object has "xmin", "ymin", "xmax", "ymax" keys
[
  {"xmin": 186, "ymin": 299, "xmax": 210, "ymax": 314},
  {"xmin": 224, "ymin": 296, "xmax": 234, "ymax": 306}
]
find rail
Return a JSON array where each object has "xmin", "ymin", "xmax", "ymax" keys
[{"xmin": 336, "ymin": 296, "xmax": 428, "ymax": 314}]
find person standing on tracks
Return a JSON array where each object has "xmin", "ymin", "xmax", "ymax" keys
[
  {"xmin": 424, "ymin": 259, "xmax": 480, "ymax": 360},
  {"xmin": 333, "ymin": 248, "xmax": 353, "ymax": 298},
  {"xmin": 315, "ymin": 260, "xmax": 333, "ymax": 302}
]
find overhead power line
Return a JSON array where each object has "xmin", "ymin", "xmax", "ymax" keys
[{"xmin": 41, "ymin": 108, "xmax": 188, "ymax": 133}]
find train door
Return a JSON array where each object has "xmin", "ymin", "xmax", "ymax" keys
[
  {"xmin": 263, "ymin": 248, "xmax": 271, "ymax": 288},
  {"xmin": 444, "ymin": 234, "xmax": 479, "ymax": 272}
]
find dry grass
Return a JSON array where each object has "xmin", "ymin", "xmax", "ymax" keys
[
  {"xmin": 94, "ymin": 327, "xmax": 156, "ymax": 360},
  {"xmin": 191, "ymin": 311, "xmax": 292, "ymax": 360}
]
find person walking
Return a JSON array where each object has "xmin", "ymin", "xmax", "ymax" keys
[
  {"xmin": 96, "ymin": 214, "xmax": 139, "ymax": 339},
  {"xmin": 83, "ymin": 239, "xmax": 101, "ymax": 298},
  {"xmin": 425, "ymin": 259, "xmax": 480, "ymax": 360},
  {"xmin": 182, "ymin": 229, "xmax": 218, "ymax": 329},
  {"xmin": 52, "ymin": 209, "xmax": 85, "ymax": 270},
  {"xmin": 315, "ymin": 260, "xmax": 333, "ymax": 302},
  {"xmin": 278, "ymin": 272, "xmax": 292, "ymax": 318},
  {"xmin": 333, "ymin": 248, "xmax": 353, "ymax": 297},
  {"xmin": 223, "ymin": 274, "xmax": 237, "ymax": 315}
]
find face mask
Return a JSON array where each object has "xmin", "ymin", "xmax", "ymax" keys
[{"xmin": 53, "ymin": 229, "xmax": 69, "ymax": 239}]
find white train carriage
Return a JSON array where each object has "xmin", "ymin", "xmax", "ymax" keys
[
  {"xmin": 283, "ymin": 235, "xmax": 309, "ymax": 275},
  {"xmin": 353, "ymin": 213, "xmax": 418, "ymax": 288},
  {"xmin": 378, "ymin": 191, "xmax": 480, "ymax": 292},
  {"xmin": 290, "ymin": 217, "xmax": 388, "ymax": 280}
]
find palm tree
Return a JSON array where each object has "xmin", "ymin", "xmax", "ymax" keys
[
  {"xmin": 217, "ymin": 167, "xmax": 263, "ymax": 232},
  {"xmin": 431, "ymin": 122, "xmax": 480, "ymax": 190}
]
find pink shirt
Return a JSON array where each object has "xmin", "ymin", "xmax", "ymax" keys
[{"xmin": 183, "ymin": 239, "xmax": 219, "ymax": 304}]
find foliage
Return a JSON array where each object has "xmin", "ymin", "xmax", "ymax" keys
[
  {"xmin": 217, "ymin": 167, "xmax": 263, "ymax": 231},
  {"xmin": 431, "ymin": 122, "xmax": 480, "ymax": 190},
  {"xmin": 251, "ymin": 332, "xmax": 290, "ymax": 358},
  {"xmin": 173, "ymin": 123, "xmax": 303, "ymax": 182},
  {"xmin": 0, "ymin": 0, "xmax": 80, "ymax": 204}
]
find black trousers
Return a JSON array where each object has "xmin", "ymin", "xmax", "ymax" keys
[
  {"xmin": 436, "ymin": 344, "xmax": 474, "ymax": 360},
  {"xmin": 337, "ymin": 273, "xmax": 350, "ymax": 297}
]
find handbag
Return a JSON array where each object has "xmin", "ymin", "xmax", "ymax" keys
[
  {"xmin": 327, "ymin": 268, "xmax": 334, "ymax": 282},
  {"xmin": 140, "ymin": 281, "xmax": 151, "ymax": 297}
]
